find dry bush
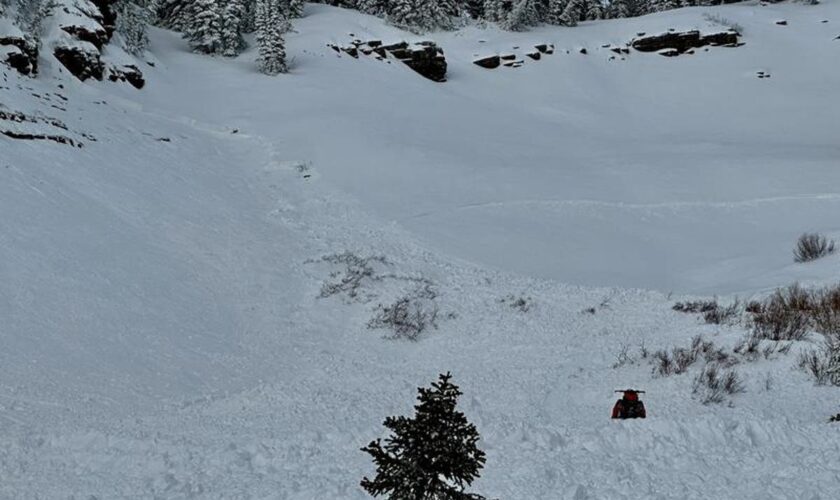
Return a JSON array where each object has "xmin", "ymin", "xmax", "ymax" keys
[
  {"xmin": 315, "ymin": 252, "xmax": 389, "ymax": 301},
  {"xmin": 673, "ymin": 300, "xmax": 718, "ymax": 314},
  {"xmin": 811, "ymin": 284, "xmax": 840, "ymax": 337},
  {"xmin": 368, "ymin": 283, "xmax": 439, "ymax": 341},
  {"xmin": 703, "ymin": 300, "xmax": 741, "ymax": 325},
  {"xmin": 798, "ymin": 337, "xmax": 840, "ymax": 386},
  {"xmin": 692, "ymin": 364, "xmax": 746, "ymax": 405},
  {"xmin": 751, "ymin": 284, "xmax": 812, "ymax": 341},
  {"xmin": 652, "ymin": 336, "xmax": 735, "ymax": 376},
  {"xmin": 793, "ymin": 233, "xmax": 835, "ymax": 263}
]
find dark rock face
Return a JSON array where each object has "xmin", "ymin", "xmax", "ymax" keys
[
  {"xmin": 108, "ymin": 64, "xmax": 145, "ymax": 89},
  {"xmin": 335, "ymin": 39, "xmax": 447, "ymax": 82},
  {"xmin": 54, "ymin": 45, "xmax": 104, "ymax": 81},
  {"xmin": 631, "ymin": 30, "xmax": 741, "ymax": 55},
  {"xmin": 398, "ymin": 44, "xmax": 447, "ymax": 82},
  {"xmin": 473, "ymin": 55, "xmax": 500, "ymax": 69},
  {"xmin": 61, "ymin": 24, "xmax": 110, "ymax": 50},
  {"xmin": 632, "ymin": 30, "xmax": 702, "ymax": 53},
  {"xmin": 700, "ymin": 31, "xmax": 739, "ymax": 46},
  {"xmin": 0, "ymin": 35, "xmax": 39, "ymax": 75}
]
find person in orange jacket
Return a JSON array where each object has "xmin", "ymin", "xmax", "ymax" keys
[{"xmin": 612, "ymin": 390, "xmax": 646, "ymax": 419}]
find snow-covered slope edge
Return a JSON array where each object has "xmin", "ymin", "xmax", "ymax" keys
[{"xmin": 2, "ymin": 3, "xmax": 840, "ymax": 499}]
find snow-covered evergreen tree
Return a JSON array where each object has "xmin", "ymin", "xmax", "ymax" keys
[
  {"xmin": 288, "ymin": 0, "xmax": 304, "ymax": 18},
  {"xmin": 558, "ymin": 0, "xmax": 583, "ymax": 26},
  {"xmin": 255, "ymin": 0, "xmax": 288, "ymax": 75},
  {"xmin": 157, "ymin": 0, "xmax": 191, "ymax": 30},
  {"xmin": 650, "ymin": 0, "xmax": 679, "ymax": 12},
  {"xmin": 607, "ymin": 0, "xmax": 632, "ymax": 19},
  {"xmin": 546, "ymin": 0, "xmax": 569, "ymax": 24},
  {"xmin": 482, "ymin": 0, "xmax": 509, "ymax": 23},
  {"xmin": 115, "ymin": 1, "xmax": 158, "ymax": 56},
  {"xmin": 585, "ymin": 0, "xmax": 602, "ymax": 20},
  {"xmin": 387, "ymin": 0, "xmax": 450, "ymax": 33},
  {"xmin": 184, "ymin": 0, "xmax": 224, "ymax": 54},
  {"xmin": 361, "ymin": 373, "xmax": 487, "ymax": 500},
  {"xmin": 503, "ymin": 0, "xmax": 539, "ymax": 31},
  {"xmin": 221, "ymin": 0, "xmax": 246, "ymax": 56}
]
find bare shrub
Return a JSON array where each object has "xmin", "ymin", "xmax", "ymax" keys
[
  {"xmin": 734, "ymin": 333, "xmax": 762, "ymax": 359},
  {"xmin": 692, "ymin": 364, "xmax": 746, "ymax": 405},
  {"xmin": 798, "ymin": 337, "xmax": 840, "ymax": 386},
  {"xmin": 314, "ymin": 252, "xmax": 389, "ymax": 301},
  {"xmin": 673, "ymin": 300, "xmax": 717, "ymax": 314},
  {"xmin": 501, "ymin": 294, "xmax": 533, "ymax": 313},
  {"xmin": 368, "ymin": 290, "xmax": 439, "ymax": 341},
  {"xmin": 702, "ymin": 12, "xmax": 744, "ymax": 34},
  {"xmin": 793, "ymin": 233, "xmax": 836, "ymax": 263},
  {"xmin": 703, "ymin": 300, "xmax": 741, "ymax": 325},
  {"xmin": 751, "ymin": 284, "xmax": 812, "ymax": 341},
  {"xmin": 652, "ymin": 336, "xmax": 735, "ymax": 376},
  {"xmin": 811, "ymin": 284, "xmax": 840, "ymax": 337},
  {"xmin": 653, "ymin": 350, "xmax": 673, "ymax": 377}
]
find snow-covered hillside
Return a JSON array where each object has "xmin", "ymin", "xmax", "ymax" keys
[{"xmin": 1, "ymin": 2, "xmax": 839, "ymax": 498}]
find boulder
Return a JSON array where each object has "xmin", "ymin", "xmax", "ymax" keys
[
  {"xmin": 0, "ymin": 34, "xmax": 38, "ymax": 75},
  {"xmin": 473, "ymin": 55, "xmax": 500, "ymax": 69},
  {"xmin": 700, "ymin": 31, "xmax": 740, "ymax": 46},
  {"xmin": 632, "ymin": 30, "xmax": 701, "ymax": 53},
  {"xmin": 53, "ymin": 43, "xmax": 104, "ymax": 81},
  {"xmin": 108, "ymin": 64, "xmax": 145, "ymax": 89},
  {"xmin": 60, "ymin": 24, "xmax": 110, "ymax": 50},
  {"xmin": 400, "ymin": 43, "xmax": 447, "ymax": 82},
  {"xmin": 775, "ymin": 20, "xmax": 787, "ymax": 26},
  {"xmin": 526, "ymin": 51, "xmax": 540, "ymax": 61},
  {"xmin": 631, "ymin": 30, "xmax": 741, "ymax": 55}
]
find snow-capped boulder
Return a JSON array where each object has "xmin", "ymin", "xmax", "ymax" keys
[
  {"xmin": 0, "ymin": 18, "xmax": 38, "ymax": 75},
  {"xmin": 631, "ymin": 30, "xmax": 741, "ymax": 55},
  {"xmin": 400, "ymin": 43, "xmax": 447, "ymax": 82},
  {"xmin": 107, "ymin": 63, "xmax": 144, "ymax": 89},
  {"xmin": 473, "ymin": 55, "xmax": 501, "ymax": 69},
  {"xmin": 53, "ymin": 41, "xmax": 104, "ymax": 81}
]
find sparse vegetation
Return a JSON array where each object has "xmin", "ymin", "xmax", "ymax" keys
[
  {"xmin": 313, "ymin": 252, "xmax": 389, "ymax": 301},
  {"xmin": 750, "ymin": 284, "xmax": 812, "ymax": 341},
  {"xmin": 793, "ymin": 233, "xmax": 835, "ymax": 263},
  {"xmin": 692, "ymin": 363, "xmax": 746, "ymax": 405},
  {"xmin": 652, "ymin": 335, "xmax": 736, "ymax": 377},
  {"xmin": 798, "ymin": 337, "xmax": 840, "ymax": 386},
  {"xmin": 702, "ymin": 12, "xmax": 744, "ymax": 34},
  {"xmin": 368, "ymin": 283, "xmax": 439, "ymax": 340},
  {"xmin": 673, "ymin": 299, "xmax": 741, "ymax": 325},
  {"xmin": 500, "ymin": 294, "xmax": 533, "ymax": 313}
]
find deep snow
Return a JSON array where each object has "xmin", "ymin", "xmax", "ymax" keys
[{"xmin": 1, "ymin": 2, "xmax": 840, "ymax": 499}]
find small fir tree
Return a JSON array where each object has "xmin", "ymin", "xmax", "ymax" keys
[
  {"xmin": 361, "ymin": 372, "xmax": 487, "ymax": 500},
  {"xmin": 221, "ymin": 0, "xmax": 246, "ymax": 56},
  {"xmin": 256, "ymin": 0, "xmax": 288, "ymax": 75},
  {"xmin": 185, "ymin": 0, "xmax": 224, "ymax": 54},
  {"xmin": 546, "ymin": 0, "xmax": 569, "ymax": 24},
  {"xmin": 503, "ymin": 0, "xmax": 539, "ymax": 31},
  {"xmin": 115, "ymin": 0, "xmax": 152, "ymax": 56}
]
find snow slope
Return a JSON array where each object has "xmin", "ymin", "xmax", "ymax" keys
[{"xmin": 1, "ymin": 2, "xmax": 840, "ymax": 499}]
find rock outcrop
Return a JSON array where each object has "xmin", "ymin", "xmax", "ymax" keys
[
  {"xmin": 54, "ymin": 43, "xmax": 104, "ymax": 81},
  {"xmin": 631, "ymin": 30, "xmax": 741, "ymax": 55},
  {"xmin": 108, "ymin": 64, "xmax": 145, "ymax": 89},
  {"xmin": 331, "ymin": 39, "xmax": 447, "ymax": 82},
  {"xmin": 1, "ymin": 33, "xmax": 38, "ymax": 75}
]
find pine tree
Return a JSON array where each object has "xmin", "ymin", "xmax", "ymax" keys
[
  {"xmin": 361, "ymin": 373, "xmax": 487, "ymax": 500},
  {"xmin": 482, "ymin": 0, "xmax": 508, "ymax": 23},
  {"xmin": 221, "ymin": 0, "xmax": 246, "ymax": 56},
  {"xmin": 288, "ymin": 0, "xmax": 304, "ymax": 18},
  {"xmin": 357, "ymin": 0, "xmax": 387, "ymax": 16},
  {"xmin": 558, "ymin": 0, "xmax": 588, "ymax": 26},
  {"xmin": 607, "ymin": 0, "xmax": 631, "ymax": 19},
  {"xmin": 650, "ymin": 0, "xmax": 679, "ymax": 12},
  {"xmin": 584, "ymin": 0, "xmax": 602, "ymax": 20},
  {"xmin": 115, "ymin": 0, "xmax": 152, "ymax": 56},
  {"xmin": 256, "ymin": 0, "xmax": 288, "ymax": 75},
  {"xmin": 185, "ymin": 0, "xmax": 224, "ymax": 53},
  {"xmin": 503, "ymin": 0, "xmax": 539, "ymax": 31},
  {"xmin": 546, "ymin": 0, "xmax": 569, "ymax": 24},
  {"xmin": 387, "ymin": 0, "xmax": 450, "ymax": 34},
  {"xmin": 157, "ymin": 0, "xmax": 191, "ymax": 30}
]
